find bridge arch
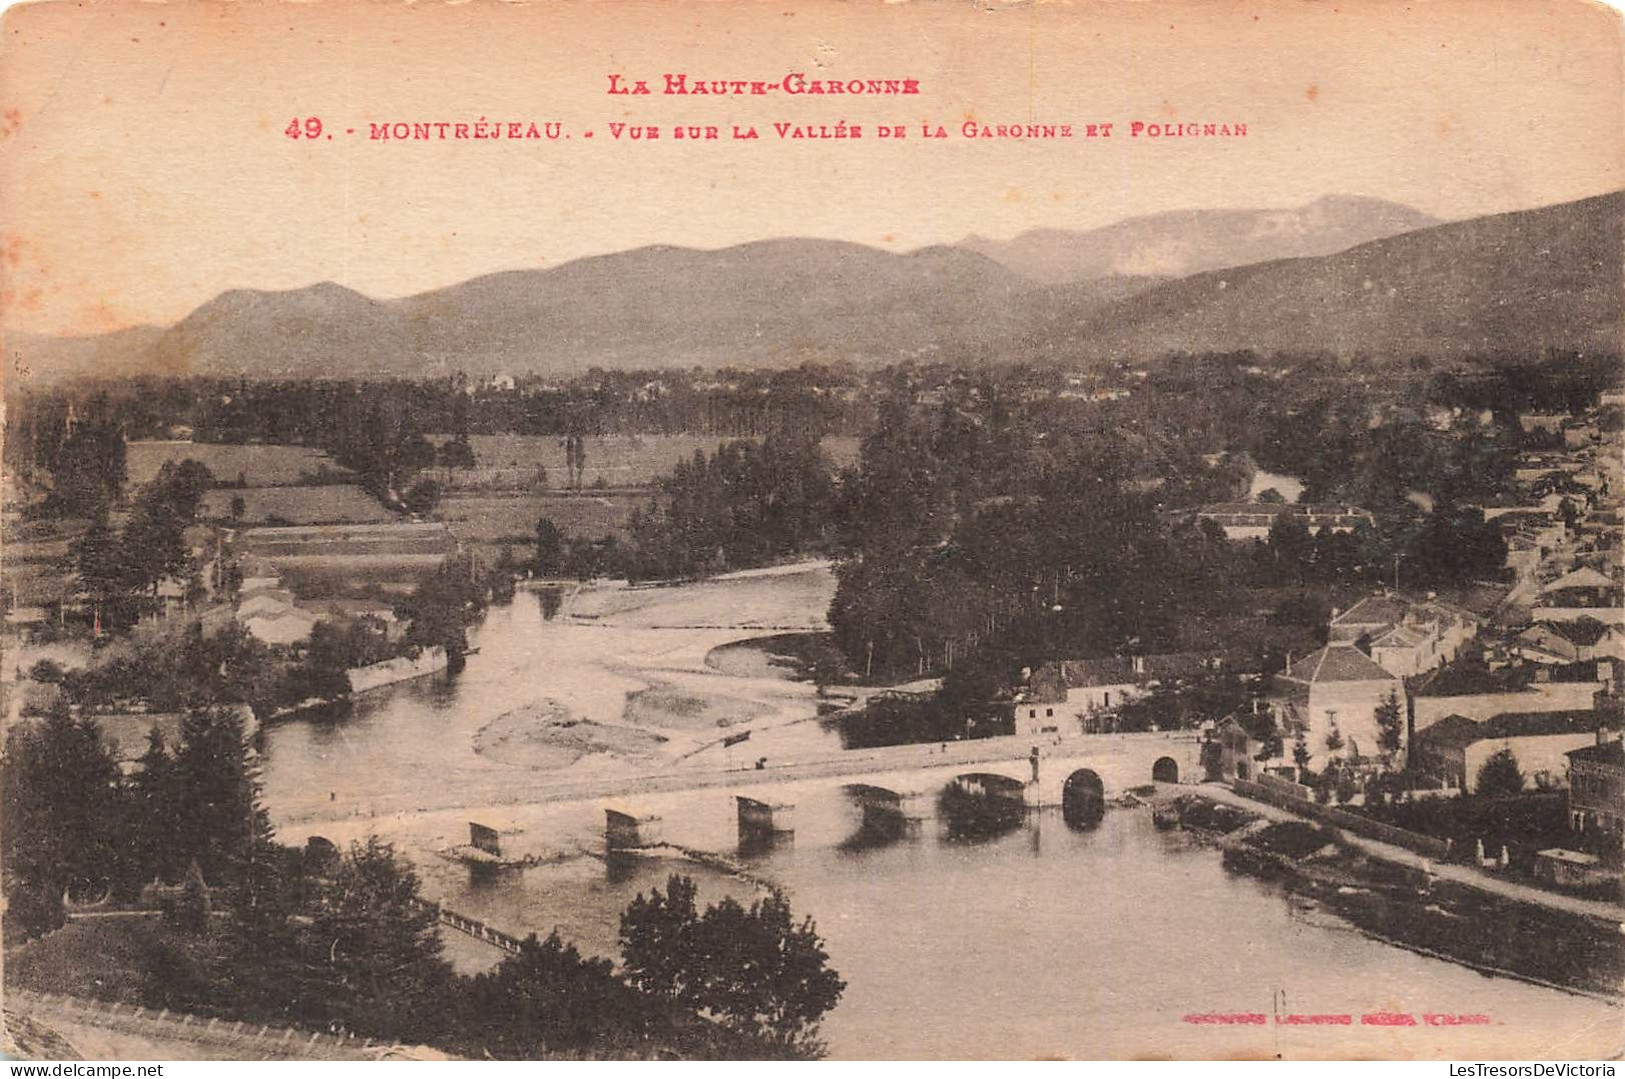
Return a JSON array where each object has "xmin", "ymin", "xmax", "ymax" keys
[
  {"xmin": 1061, "ymin": 768, "xmax": 1105, "ymax": 829},
  {"xmin": 940, "ymin": 773, "xmax": 1028, "ymax": 840},
  {"xmin": 1152, "ymin": 756, "xmax": 1180, "ymax": 784},
  {"xmin": 841, "ymin": 783, "xmax": 917, "ymax": 850}
]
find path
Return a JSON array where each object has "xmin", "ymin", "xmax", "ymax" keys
[
  {"xmin": 1191, "ymin": 783, "xmax": 1625, "ymax": 925},
  {"xmin": 2, "ymin": 990, "xmax": 443, "ymax": 1061}
]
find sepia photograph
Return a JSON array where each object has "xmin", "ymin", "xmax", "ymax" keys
[{"xmin": 0, "ymin": 0, "xmax": 1622, "ymax": 1063}]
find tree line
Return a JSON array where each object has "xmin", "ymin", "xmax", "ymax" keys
[{"xmin": 1, "ymin": 706, "xmax": 844, "ymax": 1058}]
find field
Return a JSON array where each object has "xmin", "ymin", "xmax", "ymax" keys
[
  {"xmin": 125, "ymin": 436, "xmax": 859, "ymax": 496},
  {"xmin": 200, "ymin": 486, "xmax": 392, "ymax": 526},
  {"xmin": 125, "ymin": 441, "xmax": 342, "ymax": 489},
  {"xmin": 432, "ymin": 434, "xmax": 862, "ymax": 490},
  {"xmin": 438, "ymin": 492, "xmax": 653, "ymax": 545}
]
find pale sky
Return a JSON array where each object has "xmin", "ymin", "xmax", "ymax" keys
[{"xmin": 1, "ymin": 0, "xmax": 1621, "ymax": 336}]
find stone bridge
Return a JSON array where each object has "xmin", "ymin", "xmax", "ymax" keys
[{"xmin": 603, "ymin": 731, "xmax": 1206, "ymax": 845}]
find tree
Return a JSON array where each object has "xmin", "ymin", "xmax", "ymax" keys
[
  {"xmin": 619, "ymin": 873, "xmax": 700, "ymax": 1007},
  {"xmin": 461, "ymin": 931, "xmax": 651, "ymax": 1058},
  {"xmin": 535, "ymin": 517, "xmax": 564, "ymax": 576},
  {"xmin": 1375, "ymin": 689, "xmax": 1405, "ymax": 760},
  {"xmin": 396, "ymin": 556, "xmax": 481, "ymax": 665},
  {"xmin": 438, "ymin": 434, "xmax": 476, "ymax": 474},
  {"xmin": 403, "ymin": 477, "xmax": 443, "ymax": 517},
  {"xmin": 1266, "ymin": 512, "xmax": 1312, "ymax": 584},
  {"xmin": 123, "ymin": 727, "xmax": 183, "ymax": 892},
  {"xmin": 72, "ymin": 521, "xmax": 128, "ymax": 632},
  {"xmin": 0, "ymin": 706, "xmax": 121, "ymax": 939},
  {"xmin": 171, "ymin": 707, "xmax": 272, "ymax": 887},
  {"xmin": 1324, "ymin": 721, "xmax": 1345, "ymax": 755},
  {"xmin": 165, "ymin": 859, "xmax": 212, "ymax": 932},
  {"xmin": 620, "ymin": 874, "xmax": 843, "ymax": 1057},
  {"xmin": 44, "ymin": 420, "xmax": 127, "ymax": 518},
  {"xmin": 300, "ymin": 839, "xmax": 452, "ymax": 1042},
  {"xmin": 1475, "ymin": 748, "xmax": 1525, "ymax": 797},
  {"xmin": 1292, "ymin": 732, "xmax": 1312, "ymax": 773},
  {"xmin": 687, "ymin": 890, "xmax": 845, "ymax": 1055}
]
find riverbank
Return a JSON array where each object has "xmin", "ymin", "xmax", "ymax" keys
[{"xmin": 1165, "ymin": 790, "xmax": 1625, "ymax": 1000}]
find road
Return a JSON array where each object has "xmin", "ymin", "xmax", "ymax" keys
[{"xmin": 1191, "ymin": 783, "xmax": 1625, "ymax": 925}]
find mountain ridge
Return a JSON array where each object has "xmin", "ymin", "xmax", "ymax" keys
[{"xmin": 6, "ymin": 191, "xmax": 1618, "ymax": 382}]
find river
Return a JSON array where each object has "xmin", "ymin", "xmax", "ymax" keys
[{"xmin": 259, "ymin": 567, "xmax": 1620, "ymax": 1060}]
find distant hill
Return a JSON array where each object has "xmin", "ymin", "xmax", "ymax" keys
[
  {"xmin": 1051, "ymin": 190, "xmax": 1624, "ymax": 362},
  {"xmin": 5, "ymin": 325, "xmax": 168, "ymax": 384},
  {"xmin": 960, "ymin": 195, "xmax": 1441, "ymax": 284},
  {"xmin": 6, "ymin": 192, "xmax": 1617, "ymax": 382},
  {"xmin": 78, "ymin": 241, "xmax": 1054, "ymax": 379}
]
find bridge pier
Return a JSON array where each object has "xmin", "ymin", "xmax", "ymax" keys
[
  {"xmin": 736, "ymin": 795, "xmax": 795, "ymax": 853},
  {"xmin": 605, "ymin": 806, "xmax": 663, "ymax": 851}
]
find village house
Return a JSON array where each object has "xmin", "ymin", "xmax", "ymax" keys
[
  {"xmin": 1193, "ymin": 502, "xmax": 1375, "ymax": 542},
  {"xmin": 1327, "ymin": 593, "xmax": 1479, "ymax": 678},
  {"xmin": 1269, "ymin": 645, "xmax": 1404, "ymax": 768},
  {"xmin": 1202, "ymin": 713, "xmax": 1263, "ymax": 782},
  {"xmin": 320, "ymin": 598, "xmax": 408, "ymax": 644},
  {"xmin": 1518, "ymin": 412, "xmax": 1571, "ymax": 435},
  {"xmin": 1412, "ymin": 660, "xmax": 1611, "ymax": 731},
  {"xmin": 1565, "ymin": 736, "xmax": 1625, "ymax": 841},
  {"xmin": 1514, "ymin": 619, "xmax": 1625, "ymax": 667},
  {"xmin": 1563, "ymin": 421, "xmax": 1601, "ymax": 450},
  {"xmin": 1019, "ymin": 653, "xmax": 1216, "ymax": 735},
  {"xmin": 241, "ymin": 603, "xmax": 321, "ymax": 647},
  {"xmin": 1490, "ymin": 511, "xmax": 1567, "ymax": 556},
  {"xmin": 1409, "ymin": 710, "xmax": 1615, "ymax": 793},
  {"xmin": 1536, "ymin": 566, "xmax": 1622, "ymax": 612},
  {"xmin": 1504, "ymin": 535, "xmax": 1544, "ymax": 581}
]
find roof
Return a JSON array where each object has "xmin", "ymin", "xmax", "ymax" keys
[
  {"xmin": 1536, "ymin": 848, "xmax": 1601, "ymax": 866},
  {"xmin": 1482, "ymin": 710, "xmax": 1615, "ymax": 739},
  {"xmin": 1045, "ymin": 653, "xmax": 1214, "ymax": 689},
  {"xmin": 1198, "ymin": 502, "xmax": 1372, "ymax": 519},
  {"xmin": 1566, "ymin": 740, "xmax": 1625, "ymax": 768},
  {"xmin": 1418, "ymin": 710, "xmax": 1613, "ymax": 749},
  {"xmin": 1414, "ymin": 664, "xmax": 1526, "ymax": 698},
  {"xmin": 243, "ymin": 606, "xmax": 319, "ymax": 627},
  {"xmin": 1416, "ymin": 714, "xmax": 1483, "ymax": 750},
  {"xmin": 1333, "ymin": 595, "xmax": 1410, "ymax": 627},
  {"xmin": 1542, "ymin": 618, "xmax": 1615, "ymax": 648},
  {"xmin": 1280, "ymin": 645, "xmax": 1399, "ymax": 685},
  {"xmin": 1543, "ymin": 566, "xmax": 1617, "ymax": 593},
  {"xmin": 1371, "ymin": 626, "xmax": 1425, "ymax": 649}
]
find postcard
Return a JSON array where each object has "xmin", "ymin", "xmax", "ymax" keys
[{"xmin": 1, "ymin": 0, "xmax": 1622, "ymax": 1062}]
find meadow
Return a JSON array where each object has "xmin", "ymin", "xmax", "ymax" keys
[
  {"xmin": 200, "ymin": 486, "xmax": 392, "ymax": 526},
  {"xmin": 438, "ymin": 492, "xmax": 654, "ymax": 545},
  {"xmin": 432, "ymin": 434, "xmax": 862, "ymax": 490},
  {"xmin": 125, "ymin": 441, "xmax": 342, "ymax": 489}
]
